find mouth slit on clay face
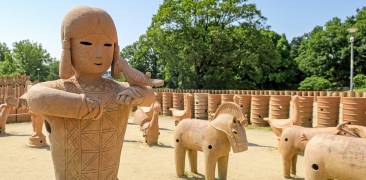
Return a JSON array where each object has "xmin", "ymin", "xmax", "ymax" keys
[
  {"xmin": 80, "ymin": 41, "xmax": 92, "ymax": 46},
  {"xmin": 95, "ymin": 63, "xmax": 103, "ymax": 66}
]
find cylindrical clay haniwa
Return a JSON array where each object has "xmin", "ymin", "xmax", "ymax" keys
[
  {"xmin": 342, "ymin": 97, "xmax": 366, "ymax": 126},
  {"xmin": 293, "ymin": 96, "xmax": 314, "ymax": 127},
  {"xmin": 269, "ymin": 95, "xmax": 291, "ymax": 119},
  {"xmin": 250, "ymin": 95, "xmax": 270, "ymax": 127},
  {"xmin": 194, "ymin": 93, "xmax": 208, "ymax": 120},
  {"xmin": 162, "ymin": 92, "xmax": 173, "ymax": 116},
  {"xmin": 208, "ymin": 94, "xmax": 221, "ymax": 120},
  {"xmin": 172, "ymin": 93, "xmax": 184, "ymax": 110},
  {"xmin": 233, "ymin": 95, "xmax": 251, "ymax": 122},
  {"xmin": 316, "ymin": 96, "xmax": 340, "ymax": 127}
]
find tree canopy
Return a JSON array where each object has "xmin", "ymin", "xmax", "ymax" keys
[{"xmin": 0, "ymin": 40, "xmax": 59, "ymax": 81}]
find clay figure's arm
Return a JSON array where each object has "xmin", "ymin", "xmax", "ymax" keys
[
  {"xmin": 27, "ymin": 82, "xmax": 102, "ymax": 119},
  {"xmin": 116, "ymin": 86, "xmax": 155, "ymax": 107},
  {"xmin": 113, "ymin": 44, "xmax": 164, "ymax": 87}
]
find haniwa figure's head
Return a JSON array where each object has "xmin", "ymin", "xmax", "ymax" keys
[{"xmin": 60, "ymin": 6, "xmax": 120, "ymax": 79}]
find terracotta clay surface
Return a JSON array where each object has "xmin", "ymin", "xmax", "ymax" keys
[
  {"xmin": 316, "ymin": 96, "xmax": 340, "ymax": 127},
  {"xmin": 140, "ymin": 100, "xmax": 161, "ymax": 145},
  {"xmin": 337, "ymin": 122, "xmax": 366, "ymax": 138},
  {"xmin": 0, "ymin": 96, "xmax": 17, "ymax": 136},
  {"xmin": 162, "ymin": 92, "xmax": 173, "ymax": 116},
  {"xmin": 27, "ymin": 111, "xmax": 48, "ymax": 147},
  {"xmin": 194, "ymin": 93, "xmax": 208, "ymax": 120},
  {"xmin": 174, "ymin": 102, "xmax": 248, "ymax": 180},
  {"xmin": 250, "ymin": 95, "xmax": 270, "ymax": 127},
  {"xmin": 267, "ymin": 96, "xmax": 314, "ymax": 138},
  {"xmin": 342, "ymin": 97, "xmax": 366, "ymax": 126},
  {"xmin": 233, "ymin": 95, "xmax": 251, "ymax": 123},
  {"xmin": 208, "ymin": 94, "xmax": 221, "ymax": 120},
  {"xmin": 278, "ymin": 126, "xmax": 338, "ymax": 178},
  {"xmin": 26, "ymin": 6, "xmax": 156, "ymax": 180},
  {"xmin": 170, "ymin": 93, "xmax": 193, "ymax": 125},
  {"xmin": 172, "ymin": 93, "xmax": 184, "ymax": 110},
  {"xmin": 269, "ymin": 95, "xmax": 291, "ymax": 119},
  {"xmin": 304, "ymin": 134, "xmax": 366, "ymax": 180},
  {"xmin": 220, "ymin": 94, "xmax": 234, "ymax": 103}
]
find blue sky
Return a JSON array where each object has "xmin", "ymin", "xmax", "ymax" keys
[{"xmin": 0, "ymin": 0, "xmax": 365, "ymax": 58}]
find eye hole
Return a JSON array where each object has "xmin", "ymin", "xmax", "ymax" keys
[
  {"xmin": 80, "ymin": 41, "xmax": 92, "ymax": 46},
  {"xmin": 104, "ymin": 43, "xmax": 112, "ymax": 47}
]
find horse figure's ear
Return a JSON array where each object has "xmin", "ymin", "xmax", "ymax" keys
[{"xmin": 59, "ymin": 39, "xmax": 74, "ymax": 79}]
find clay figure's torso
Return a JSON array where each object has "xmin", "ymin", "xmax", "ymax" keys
[{"xmin": 46, "ymin": 78, "xmax": 129, "ymax": 180}]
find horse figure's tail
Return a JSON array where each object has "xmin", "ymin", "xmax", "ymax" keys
[{"xmin": 212, "ymin": 102, "xmax": 247, "ymax": 125}]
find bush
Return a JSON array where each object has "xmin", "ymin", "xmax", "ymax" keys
[
  {"xmin": 298, "ymin": 76, "xmax": 332, "ymax": 91},
  {"xmin": 353, "ymin": 74, "xmax": 366, "ymax": 89}
]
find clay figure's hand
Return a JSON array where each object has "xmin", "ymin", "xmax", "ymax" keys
[
  {"xmin": 116, "ymin": 87, "xmax": 143, "ymax": 104},
  {"xmin": 113, "ymin": 44, "xmax": 164, "ymax": 87},
  {"xmin": 81, "ymin": 96, "xmax": 103, "ymax": 120}
]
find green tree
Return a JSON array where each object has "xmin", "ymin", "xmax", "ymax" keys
[
  {"xmin": 46, "ymin": 60, "xmax": 59, "ymax": 80},
  {"xmin": 295, "ymin": 7, "xmax": 366, "ymax": 88},
  {"xmin": 0, "ymin": 42, "xmax": 21, "ymax": 76},
  {"xmin": 144, "ymin": 0, "xmax": 284, "ymax": 89},
  {"xmin": 12, "ymin": 40, "xmax": 55, "ymax": 81},
  {"xmin": 353, "ymin": 74, "xmax": 366, "ymax": 89},
  {"xmin": 299, "ymin": 76, "xmax": 332, "ymax": 91},
  {"xmin": 121, "ymin": 35, "xmax": 161, "ymax": 79}
]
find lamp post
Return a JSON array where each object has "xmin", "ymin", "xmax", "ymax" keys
[
  {"xmin": 36, "ymin": 68, "xmax": 40, "ymax": 81},
  {"xmin": 348, "ymin": 27, "xmax": 357, "ymax": 91}
]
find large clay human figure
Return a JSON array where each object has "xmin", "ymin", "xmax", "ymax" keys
[
  {"xmin": 278, "ymin": 126, "xmax": 341, "ymax": 178},
  {"xmin": 0, "ymin": 96, "xmax": 17, "ymax": 136},
  {"xmin": 26, "ymin": 7, "xmax": 159, "ymax": 180},
  {"xmin": 175, "ymin": 102, "xmax": 248, "ymax": 180},
  {"xmin": 140, "ymin": 100, "xmax": 161, "ymax": 145},
  {"xmin": 304, "ymin": 134, "xmax": 366, "ymax": 180},
  {"xmin": 170, "ymin": 93, "xmax": 193, "ymax": 125}
]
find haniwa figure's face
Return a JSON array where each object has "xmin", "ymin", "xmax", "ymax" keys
[{"xmin": 71, "ymin": 31, "xmax": 114, "ymax": 76}]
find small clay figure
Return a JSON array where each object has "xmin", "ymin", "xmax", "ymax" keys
[
  {"xmin": 27, "ymin": 111, "xmax": 48, "ymax": 147},
  {"xmin": 175, "ymin": 102, "xmax": 248, "ymax": 180},
  {"xmin": 170, "ymin": 93, "xmax": 193, "ymax": 125},
  {"xmin": 0, "ymin": 96, "xmax": 18, "ymax": 136},
  {"xmin": 140, "ymin": 100, "xmax": 161, "ymax": 145},
  {"xmin": 278, "ymin": 126, "xmax": 340, "ymax": 178},
  {"xmin": 267, "ymin": 96, "xmax": 313, "ymax": 138},
  {"xmin": 304, "ymin": 134, "xmax": 366, "ymax": 180}
]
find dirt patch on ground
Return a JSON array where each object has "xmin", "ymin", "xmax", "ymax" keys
[{"xmin": 0, "ymin": 116, "xmax": 304, "ymax": 180}]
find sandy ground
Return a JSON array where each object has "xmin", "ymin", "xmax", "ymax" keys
[{"xmin": 0, "ymin": 116, "xmax": 305, "ymax": 180}]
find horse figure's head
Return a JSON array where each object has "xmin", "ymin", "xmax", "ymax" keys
[
  {"xmin": 210, "ymin": 102, "xmax": 248, "ymax": 153},
  {"xmin": 336, "ymin": 121, "xmax": 361, "ymax": 138}
]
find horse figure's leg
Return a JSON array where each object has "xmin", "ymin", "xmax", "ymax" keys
[
  {"xmin": 188, "ymin": 150, "xmax": 197, "ymax": 173},
  {"xmin": 218, "ymin": 155, "xmax": 229, "ymax": 180},
  {"xmin": 204, "ymin": 150, "xmax": 217, "ymax": 180},
  {"xmin": 175, "ymin": 142, "xmax": 186, "ymax": 177},
  {"xmin": 291, "ymin": 155, "xmax": 297, "ymax": 175}
]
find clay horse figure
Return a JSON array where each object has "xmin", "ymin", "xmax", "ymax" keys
[
  {"xmin": 140, "ymin": 99, "xmax": 161, "ymax": 145},
  {"xmin": 0, "ymin": 96, "xmax": 18, "ymax": 136},
  {"xmin": 26, "ymin": 6, "xmax": 162, "ymax": 180},
  {"xmin": 133, "ymin": 92, "xmax": 162, "ymax": 145},
  {"xmin": 175, "ymin": 102, "xmax": 248, "ymax": 180}
]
